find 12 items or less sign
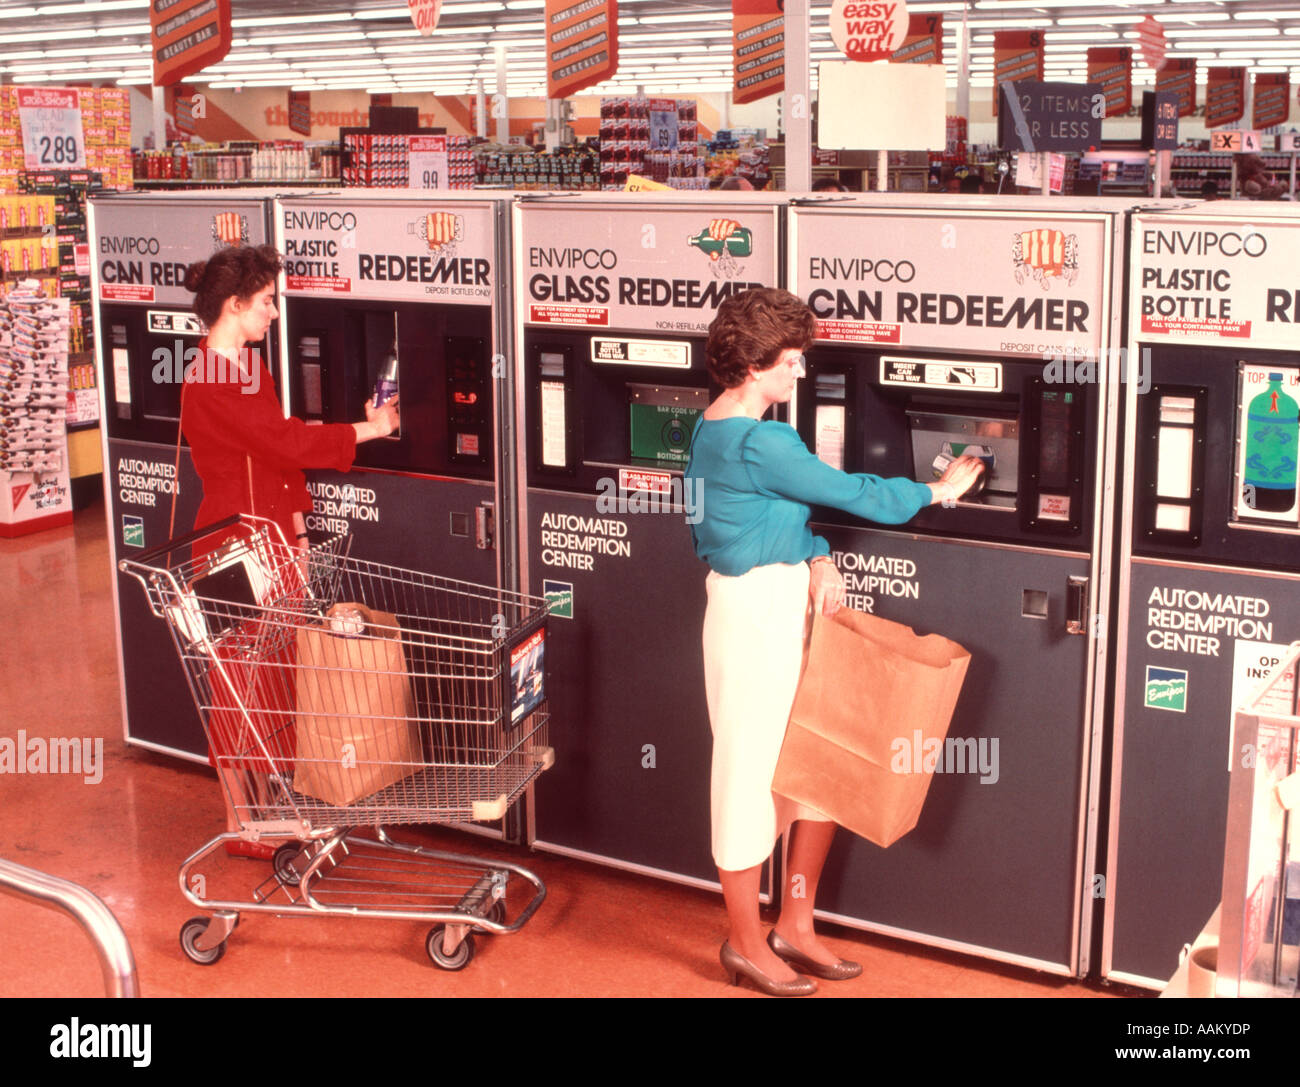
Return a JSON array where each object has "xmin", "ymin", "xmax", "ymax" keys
[{"xmin": 17, "ymin": 88, "xmax": 85, "ymax": 170}]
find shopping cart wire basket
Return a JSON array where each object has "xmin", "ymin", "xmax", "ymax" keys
[{"xmin": 119, "ymin": 514, "xmax": 552, "ymax": 970}]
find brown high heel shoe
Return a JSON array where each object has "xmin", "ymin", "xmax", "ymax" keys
[
  {"xmin": 720, "ymin": 941, "xmax": 818, "ymax": 996},
  {"xmin": 768, "ymin": 929, "xmax": 863, "ymax": 981}
]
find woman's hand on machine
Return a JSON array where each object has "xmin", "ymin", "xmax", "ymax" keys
[
  {"xmin": 930, "ymin": 455, "xmax": 984, "ymax": 505},
  {"xmin": 809, "ymin": 556, "xmax": 846, "ymax": 617},
  {"xmin": 358, "ymin": 396, "xmax": 400, "ymax": 441}
]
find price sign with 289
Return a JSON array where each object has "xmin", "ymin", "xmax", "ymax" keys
[{"xmin": 17, "ymin": 87, "xmax": 87, "ymax": 172}]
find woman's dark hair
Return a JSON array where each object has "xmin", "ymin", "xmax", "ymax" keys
[
  {"xmin": 183, "ymin": 244, "xmax": 283, "ymax": 326},
  {"xmin": 706, "ymin": 287, "xmax": 817, "ymax": 389}
]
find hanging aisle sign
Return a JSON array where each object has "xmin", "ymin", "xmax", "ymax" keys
[
  {"xmin": 17, "ymin": 88, "xmax": 85, "ymax": 171},
  {"xmin": 1156, "ymin": 57, "xmax": 1197, "ymax": 119},
  {"xmin": 892, "ymin": 13, "xmax": 943, "ymax": 65},
  {"xmin": 830, "ymin": 0, "xmax": 909, "ymax": 62},
  {"xmin": 1206, "ymin": 67, "xmax": 1246, "ymax": 129},
  {"xmin": 998, "ymin": 80, "xmax": 1103, "ymax": 153},
  {"xmin": 546, "ymin": 0, "xmax": 619, "ymax": 99},
  {"xmin": 1253, "ymin": 74, "xmax": 1290, "ymax": 131},
  {"xmin": 992, "ymin": 30, "xmax": 1044, "ymax": 116},
  {"xmin": 1136, "ymin": 15, "xmax": 1166, "ymax": 72},
  {"xmin": 732, "ymin": 0, "xmax": 784, "ymax": 105},
  {"xmin": 1087, "ymin": 47, "xmax": 1132, "ymax": 117},
  {"xmin": 407, "ymin": 0, "xmax": 442, "ymax": 36},
  {"xmin": 151, "ymin": 0, "xmax": 232, "ymax": 87}
]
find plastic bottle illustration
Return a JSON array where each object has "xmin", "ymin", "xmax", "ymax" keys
[
  {"xmin": 687, "ymin": 226, "xmax": 752, "ymax": 260},
  {"xmin": 372, "ymin": 349, "xmax": 399, "ymax": 408},
  {"xmin": 1243, "ymin": 372, "xmax": 1299, "ymax": 513}
]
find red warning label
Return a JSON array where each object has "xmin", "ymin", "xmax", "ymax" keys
[
  {"xmin": 816, "ymin": 319, "xmax": 902, "ymax": 344},
  {"xmin": 1141, "ymin": 315, "xmax": 1251, "ymax": 339},
  {"xmin": 286, "ymin": 275, "xmax": 352, "ymax": 293},
  {"xmin": 529, "ymin": 304, "xmax": 610, "ymax": 327},
  {"xmin": 100, "ymin": 283, "xmax": 154, "ymax": 302}
]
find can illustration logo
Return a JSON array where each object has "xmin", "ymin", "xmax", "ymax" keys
[
  {"xmin": 407, "ymin": 211, "xmax": 464, "ymax": 252},
  {"xmin": 211, "ymin": 212, "xmax": 248, "ymax": 248},
  {"xmin": 1012, "ymin": 228, "xmax": 1080, "ymax": 288},
  {"xmin": 1144, "ymin": 665, "xmax": 1187, "ymax": 713}
]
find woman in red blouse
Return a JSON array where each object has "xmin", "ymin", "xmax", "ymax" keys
[
  {"xmin": 181, "ymin": 245, "xmax": 397, "ymax": 564},
  {"xmin": 181, "ymin": 245, "xmax": 398, "ymax": 857}
]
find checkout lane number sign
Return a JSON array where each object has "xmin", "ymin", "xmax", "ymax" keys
[{"xmin": 17, "ymin": 88, "xmax": 86, "ymax": 171}]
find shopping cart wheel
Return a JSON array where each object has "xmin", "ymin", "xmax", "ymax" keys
[
  {"xmin": 273, "ymin": 843, "xmax": 303, "ymax": 886},
  {"xmin": 487, "ymin": 900, "xmax": 506, "ymax": 926},
  {"xmin": 426, "ymin": 926, "xmax": 475, "ymax": 971},
  {"xmin": 179, "ymin": 917, "xmax": 227, "ymax": 965}
]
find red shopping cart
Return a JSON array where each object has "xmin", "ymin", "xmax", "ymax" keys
[{"xmin": 119, "ymin": 514, "xmax": 552, "ymax": 970}]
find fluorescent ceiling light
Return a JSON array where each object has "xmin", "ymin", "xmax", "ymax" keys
[
  {"xmin": 0, "ymin": 30, "xmax": 87, "ymax": 43},
  {"xmin": 622, "ymin": 30, "xmax": 734, "ymax": 43},
  {"xmin": 965, "ymin": 19, "xmax": 1052, "ymax": 29},
  {"xmin": 43, "ymin": 0, "xmax": 147, "ymax": 12},
  {"xmin": 637, "ymin": 12, "xmax": 729, "ymax": 24},
  {"xmin": 247, "ymin": 33, "xmax": 370, "ymax": 45},
  {"xmin": 1057, "ymin": 15, "xmax": 1144, "ymax": 26},
  {"xmin": 1238, "ymin": 8, "xmax": 1300, "ymax": 17},
  {"xmin": 0, "ymin": 7, "xmax": 37, "ymax": 19},
  {"xmin": 1154, "ymin": 12, "xmax": 1232, "ymax": 22},
  {"xmin": 1166, "ymin": 28, "xmax": 1280, "ymax": 38},
  {"xmin": 45, "ymin": 45, "xmax": 149, "ymax": 57},
  {"xmin": 1047, "ymin": 32, "xmax": 1118, "ymax": 42},
  {"xmin": 234, "ymin": 14, "xmax": 355, "ymax": 28}
]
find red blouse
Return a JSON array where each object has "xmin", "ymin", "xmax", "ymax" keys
[{"xmin": 180, "ymin": 339, "xmax": 356, "ymax": 563}]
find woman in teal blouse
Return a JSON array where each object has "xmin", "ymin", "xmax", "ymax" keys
[{"xmin": 685, "ymin": 287, "xmax": 983, "ymax": 996}]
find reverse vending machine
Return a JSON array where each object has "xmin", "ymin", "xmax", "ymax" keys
[
  {"xmin": 276, "ymin": 191, "xmax": 516, "ymax": 587},
  {"xmin": 787, "ymin": 196, "xmax": 1126, "ymax": 975},
  {"xmin": 1104, "ymin": 203, "xmax": 1300, "ymax": 987},
  {"xmin": 515, "ymin": 192, "xmax": 781, "ymax": 883},
  {"xmin": 91, "ymin": 190, "xmax": 282, "ymax": 759}
]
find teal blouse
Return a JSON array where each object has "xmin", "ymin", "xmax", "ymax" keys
[{"xmin": 684, "ymin": 418, "xmax": 933, "ymax": 577}]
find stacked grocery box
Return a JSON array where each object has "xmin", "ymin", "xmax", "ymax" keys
[
  {"xmin": 474, "ymin": 143, "xmax": 599, "ymax": 190},
  {"xmin": 342, "ymin": 132, "xmax": 474, "ymax": 188},
  {"xmin": 19, "ymin": 170, "xmax": 101, "ymax": 426},
  {"xmin": 81, "ymin": 88, "xmax": 133, "ymax": 191},
  {"xmin": 0, "ymin": 87, "xmax": 22, "ymax": 195},
  {"xmin": 0, "ymin": 279, "xmax": 72, "ymax": 535},
  {"xmin": 0, "ymin": 192, "xmax": 59, "ymax": 299},
  {"xmin": 940, "ymin": 116, "xmax": 969, "ymax": 168},
  {"xmin": 600, "ymin": 97, "xmax": 706, "ymax": 191}
]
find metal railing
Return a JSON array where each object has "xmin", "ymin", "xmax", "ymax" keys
[{"xmin": 0, "ymin": 859, "xmax": 139, "ymax": 998}]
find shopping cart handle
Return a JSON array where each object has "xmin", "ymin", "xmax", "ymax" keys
[{"xmin": 128, "ymin": 515, "xmax": 245, "ymax": 567}]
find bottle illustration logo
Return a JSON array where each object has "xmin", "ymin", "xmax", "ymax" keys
[
  {"xmin": 1243, "ymin": 372, "xmax": 1299, "ymax": 513},
  {"xmin": 407, "ymin": 211, "xmax": 463, "ymax": 253},
  {"xmin": 688, "ymin": 219, "xmax": 751, "ymax": 278},
  {"xmin": 211, "ymin": 212, "xmax": 248, "ymax": 248},
  {"xmin": 1012, "ymin": 228, "xmax": 1080, "ymax": 288}
]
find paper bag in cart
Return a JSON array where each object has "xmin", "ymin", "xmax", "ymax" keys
[
  {"xmin": 772, "ymin": 608, "xmax": 971, "ymax": 848},
  {"xmin": 293, "ymin": 603, "xmax": 422, "ymax": 807}
]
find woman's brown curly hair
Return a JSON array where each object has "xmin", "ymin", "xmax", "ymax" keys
[
  {"xmin": 705, "ymin": 287, "xmax": 816, "ymax": 389},
  {"xmin": 183, "ymin": 244, "xmax": 283, "ymax": 326}
]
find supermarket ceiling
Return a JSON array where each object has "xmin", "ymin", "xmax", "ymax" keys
[{"xmin": 3, "ymin": 0, "xmax": 1300, "ymax": 96}]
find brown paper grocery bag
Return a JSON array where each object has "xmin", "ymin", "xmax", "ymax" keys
[
  {"xmin": 293, "ymin": 603, "xmax": 422, "ymax": 807},
  {"xmin": 772, "ymin": 608, "xmax": 971, "ymax": 848}
]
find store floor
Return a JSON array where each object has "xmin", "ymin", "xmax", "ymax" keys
[{"xmin": 0, "ymin": 501, "xmax": 1130, "ymax": 999}]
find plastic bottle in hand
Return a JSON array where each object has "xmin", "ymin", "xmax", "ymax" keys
[{"xmin": 373, "ymin": 351, "xmax": 399, "ymax": 408}]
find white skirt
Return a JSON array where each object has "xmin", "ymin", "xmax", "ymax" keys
[{"xmin": 703, "ymin": 561, "xmax": 832, "ymax": 872}]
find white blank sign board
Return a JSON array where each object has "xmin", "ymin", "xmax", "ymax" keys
[{"xmin": 817, "ymin": 61, "xmax": 946, "ymax": 151}]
